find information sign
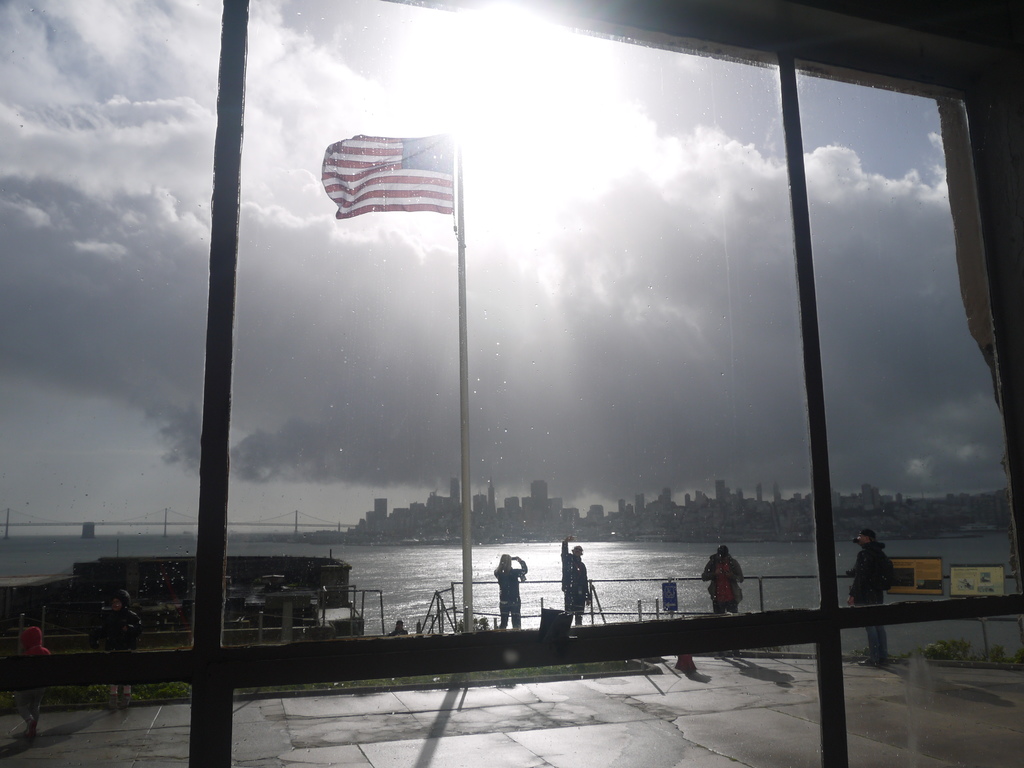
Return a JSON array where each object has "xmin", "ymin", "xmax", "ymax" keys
[
  {"xmin": 889, "ymin": 557, "xmax": 944, "ymax": 595},
  {"xmin": 662, "ymin": 581, "xmax": 678, "ymax": 612},
  {"xmin": 950, "ymin": 565, "xmax": 1005, "ymax": 597}
]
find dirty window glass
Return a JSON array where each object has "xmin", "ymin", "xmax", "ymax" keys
[
  {"xmin": 0, "ymin": 1, "xmax": 215, "ymax": 656},
  {"xmin": 226, "ymin": 0, "xmax": 812, "ymax": 645},
  {"xmin": 796, "ymin": 73, "xmax": 1012, "ymax": 602}
]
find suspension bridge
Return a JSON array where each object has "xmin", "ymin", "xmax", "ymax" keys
[{"xmin": 1, "ymin": 508, "xmax": 357, "ymax": 539}]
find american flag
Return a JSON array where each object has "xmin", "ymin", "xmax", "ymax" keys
[{"xmin": 321, "ymin": 134, "xmax": 455, "ymax": 219}]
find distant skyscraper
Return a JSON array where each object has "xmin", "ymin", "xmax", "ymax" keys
[
  {"xmin": 756, "ymin": 483, "xmax": 763, "ymax": 503},
  {"xmin": 861, "ymin": 483, "xmax": 874, "ymax": 508},
  {"xmin": 531, "ymin": 480, "xmax": 548, "ymax": 504},
  {"xmin": 374, "ymin": 498, "xmax": 387, "ymax": 517},
  {"xmin": 773, "ymin": 482, "xmax": 781, "ymax": 503},
  {"xmin": 487, "ymin": 478, "xmax": 495, "ymax": 515},
  {"xmin": 635, "ymin": 493, "xmax": 645, "ymax": 515},
  {"xmin": 450, "ymin": 477, "xmax": 460, "ymax": 504},
  {"xmin": 715, "ymin": 479, "xmax": 727, "ymax": 501}
]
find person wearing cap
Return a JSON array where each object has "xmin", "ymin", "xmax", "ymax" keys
[
  {"xmin": 388, "ymin": 619, "xmax": 408, "ymax": 636},
  {"xmin": 846, "ymin": 528, "xmax": 889, "ymax": 666},
  {"xmin": 701, "ymin": 545, "xmax": 745, "ymax": 613},
  {"xmin": 89, "ymin": 588, "xmax": 143, "ymax": 708},
  {"xmin": 561, "ymin": 536, "xmax": 592, "ymax": 626}
]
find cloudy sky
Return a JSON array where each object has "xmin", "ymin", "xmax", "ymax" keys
[{"xmin": 0, "ymin": 0, "xmax": 1006, "ymax": 531}]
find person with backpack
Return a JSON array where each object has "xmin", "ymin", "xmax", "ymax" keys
[
  {"xmin": 701, "ymin": 545, "xmax": 745, "ymax": 613},
  {"xmin": 847, "ymin": 528, "xmax": 891, "ymax": 666}
]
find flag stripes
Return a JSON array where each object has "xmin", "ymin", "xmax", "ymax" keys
[{"xmin": 322, "ymin": 134, "xmax": 454, "ymax": 219}]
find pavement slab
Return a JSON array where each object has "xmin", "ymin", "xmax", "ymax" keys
[
  {"xmin": 360, "ymin": 731, "xmax": 535, "ymax": 768},
  {"xmin": 391, "ymin": 685, "xmax": 535, "ymax": 711},
  {"xmin": 280, "ymin": 744, "xmax": 371, "ymax": 766},
  {"xmin": 290, "ymin": 711, "xmax": 429, "ymax": 747},
  {"xmin": 510, "ymin": 718, "xmax": 741, "ymax": 768},
  {"xmin": 674, "ymin": 707, "xmax": 823, "ymax": 768},
  {"xmin": 283, "ymin": 692, "xmax": 409, "ymax": 718}
]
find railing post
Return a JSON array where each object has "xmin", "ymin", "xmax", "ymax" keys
[
  {"xmin": 258, "ymin": 611, "xmax": 264, "ymax": 644},
  {"xmin": 980, "ymin": 617, "xmax": 990, "ymax": 659},
  {"xmin": 637, "ymin": 600, "xmax": 643, "ymax": 622},
  {"xmin": 656, "ymin": 598, "xmax": 660, "ymax": 620}
]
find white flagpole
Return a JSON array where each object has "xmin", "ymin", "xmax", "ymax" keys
[{"xmin": 456, "ymin": 140, "xmax": 473, "ymax": 631}]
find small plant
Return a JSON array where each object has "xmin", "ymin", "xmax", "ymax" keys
[{"xmin": 917, "ymin": 638, "xmax": 975, "ymax": 661}]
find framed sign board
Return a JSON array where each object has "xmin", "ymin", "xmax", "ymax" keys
[
  {"xmin": 950, "ymin": 565, "xmax": 1005, "ymax": 597},
  {"xmin": 662, "ymin": 582, "xmax": 678, "ymax": 612},
  {"xmin": 889, "ymin": 557, "xmax": 944, "ymax": 595}
]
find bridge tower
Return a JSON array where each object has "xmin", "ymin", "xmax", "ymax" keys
[{"xmin": 82, "ymin": 522, "xmax": 95, "ymax": 539}]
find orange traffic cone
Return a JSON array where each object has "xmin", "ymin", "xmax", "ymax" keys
[{"xmin": 675, "ymin": 654, "xmax": 697, "ymax": 673}]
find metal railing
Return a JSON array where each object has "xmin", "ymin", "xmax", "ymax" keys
[{"xmin": 417, "ymin": 575, "xmax": 1024, "ymax": 660}]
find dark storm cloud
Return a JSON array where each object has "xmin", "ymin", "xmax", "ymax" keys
[
  {"xmin": 151, "ymin": 403, "xmax": 203, "ymax": 471},
  {"xmin": 228, "ymin": 215, "xmax": 463, "ymax": 488},
  {"xmin": 0, "ymin": 179, "xmax": 208, "ymax": 407},
  {"xmin": 805, "ymin": 146, "xmax": 1003, "ymax": 494}
]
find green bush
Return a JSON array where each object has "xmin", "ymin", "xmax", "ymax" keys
[
  {"xmin": 912, "ymin": 639, "xmax": 1024, "ymax": 663},
  {"xmin": 917, "ymin": 638, "xmax": 975, "ymax": 661},
  {"xmin": 1, "ymin": 682, "xmax": 191, "ymax": 711}
]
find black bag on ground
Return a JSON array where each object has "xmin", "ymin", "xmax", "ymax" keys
[{"xmin": 538, "ymin": 608, "xmax": 572, "ymax": 643}]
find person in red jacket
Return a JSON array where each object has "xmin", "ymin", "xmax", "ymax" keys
[{"xmin": 14, "ymin": 626, "xmax": 50, "ymax": 740}]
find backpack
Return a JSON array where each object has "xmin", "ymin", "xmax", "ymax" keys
[{"xmin": 870, "ymin": 551, "xmax": 894, "ymax": 591}]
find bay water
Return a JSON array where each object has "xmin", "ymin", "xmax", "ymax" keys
[{"xmin": 1, "ymin": 532, "xmax": 1018, "ymax": 656}]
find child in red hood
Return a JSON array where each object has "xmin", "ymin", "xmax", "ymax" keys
[{"xmin": 14, "ymin": 626, "xmax": 50, "ymax": 740}]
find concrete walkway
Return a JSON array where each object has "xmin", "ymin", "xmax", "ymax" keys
[{"xmin": 3, "ymin": 656, "xmax": 1023, "ymax": 766}]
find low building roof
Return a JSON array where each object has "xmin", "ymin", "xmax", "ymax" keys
[{"xmin": 0, "ymin": 574, "xmax": 74, "ymax": 589}]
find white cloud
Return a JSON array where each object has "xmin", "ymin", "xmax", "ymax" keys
[
  {"xmin": 0, "ymin": 195, "xmax": 52, "ymax": 227},
  {"xmin": 73, "ymin": 240, "xmax": 128, "ymax": 260}
]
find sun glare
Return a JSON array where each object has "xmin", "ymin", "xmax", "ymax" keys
[{"xmin": 394, "ymin": 5, "xmax": 623, "ymax": 230}]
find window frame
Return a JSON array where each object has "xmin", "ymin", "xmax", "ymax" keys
[{"xmin": 2, "ymin": 3, "xmax": 1021, "ymax": 767}]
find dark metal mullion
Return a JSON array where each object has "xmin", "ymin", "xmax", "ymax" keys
[
  {"xmin": 777, "ymin": 54, "xmax": 848, "ymax": 768},
  {"xmin": 190, "ymin": 1, "xmax": 250, "ymax": 766}
]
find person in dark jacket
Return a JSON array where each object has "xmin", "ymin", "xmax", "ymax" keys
[
  {"xmin": 701, "ymin": 545, "xmax": 744, "ymax": 613},
  {"xmin": 494, "ymin": 554, "xmax": 528, "ymax": 629},
  {"xmin": 89, "ymin": 589, "xmax": 142, "ymax": 708},
  {"xmin": 846, "ymin": 528, "xmax": 889, "ymax": 666},
  {"xmin": 388, "ymin": 620, "xmax": 408, "ymax": 636},
  {"xmin": 561, "ymin": 536, "xmax": 591, "ymax": 626},
  {"xmin": 14, "ymin": 626, "xmax": 50, "ymax": 740}
]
